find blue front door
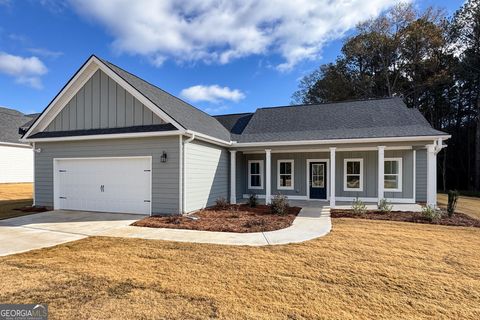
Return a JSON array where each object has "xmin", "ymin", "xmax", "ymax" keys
[{"xmin": 309, "ymin": 162, "xmax": 327, "ymax": 199}]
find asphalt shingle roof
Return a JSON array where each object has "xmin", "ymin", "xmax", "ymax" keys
[
  {"xmin": 99, "ymin": 58, "xmax": 231, "ymax": 142},
  {"xmin": 218, "ymin": 98, "xmax": 446, "ymax": 143},
  {"xmin": 0, "ymin": 107, "xmax": 36, "ymax": 144}
]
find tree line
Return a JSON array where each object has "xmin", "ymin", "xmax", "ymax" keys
[{"xmin": 292, "ymin": 1, "xmax": 480, "ymax": 193}]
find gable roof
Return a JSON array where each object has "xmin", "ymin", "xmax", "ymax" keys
[
  {"xmin": 213, "ymin": 112, "xmax": 253, "ymax": 140},
  {"xmin": 215, "ymin": 98, "xmax": 446, "ymax": 143},
  {"xmin": 98, "ymin": 58, "xmax": 231, "ymax": 142},
  {"xmin": 0, "ymin": 107, "xmax": 36, "ymax": 145}
]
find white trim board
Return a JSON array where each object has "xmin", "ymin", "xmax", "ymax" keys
[
  {"xmin": 335, "ymin": 197, "xmax": 415, "ymax": 204},
  {"xmin": 242, "ymin": 194, "xmax": 309, "ymax": 201},
  {"xmin": 232, "ymin": 135, "xmax": 451, "ymax": 148}
]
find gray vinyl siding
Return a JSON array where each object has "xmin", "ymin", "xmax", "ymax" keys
[
  {"xmin": 416, "ymin": 149, "xmax": 427, "ymax": 202},
  {"xmin": 240, "ymin": 150, "xmax": 415, "ymax": 200},
  {"xmin": 384, "ymin": 150, "xmax": 414, "ymax": 199},
  {"xmin": 243, "ymin": 152, "xmax": 329, "ymax": 197},
  {"xmin": 184, "ymin": 140, "xmax": 228, "ymax": 212},
  {"xmin": 45, "ymin": 69, "xmax": 165, "ymax": 132},
  {"xmin": 235, "ymin": 152, "xmax": 246, "ymax": 200},
  {"xmin": 335, "ymin": 151, "xmax": 378, "ymax": 198},
  {"xmin": 34, "ymin": 136, "xmax": 180, "ymax": 214}
]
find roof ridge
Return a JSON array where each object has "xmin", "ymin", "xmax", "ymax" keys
[{"xmin": 258, "ymin": 97, "xmax": 398, "ymax": 110}]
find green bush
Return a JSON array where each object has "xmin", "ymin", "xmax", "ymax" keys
[
  {"xmin": 421, "ymin": 205, "xmax": 442, "ymax": 221},
  {"xmin": 248, "ymin": 194, "xmax": 258, "ymax": 207},
  {"xmin": 215, "ymin": 197, "xmax": 229, "ymax": 209},
  {"xmin": 352, "ymin": 197, "xmax": 367, "ymax": 214},
  {"xmin": 447, "ymin": 190, "xmax": 459, "ymax": 217},
  {"xmin": 377, "ymin": 198, "xmax": 393, "ymax": 213},
  {"xmin": 270, "ymin": 193, "xmax": 289, "ymax": 215}
]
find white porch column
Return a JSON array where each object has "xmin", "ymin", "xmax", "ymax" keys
[
  {"xmin": 230, "ymin": 150, "xmax": 237, "ymax": 204},
  {"xmin": 377, "ymin": 146, "xmax": 385, "ymax": 204},
  {"xmin": 426, "ymin": 144, "xmax": 437, "ymax": 207},
  {"xmin": 265, "ymin": 149, "xmax": 272, "ymax": 204},
  {"xmin": 329, "ymin": 147, "xmax": 336, "ymax": 208}
]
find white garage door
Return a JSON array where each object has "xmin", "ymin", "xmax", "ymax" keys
[{"xmin": 55, "ymin": 157, "xmax": 151, "ymax": 215}]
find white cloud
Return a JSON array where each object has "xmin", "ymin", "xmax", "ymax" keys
[
  {"xmin": 180, "ymin": 85, "xmax": 245, "ymax": 103},
  {"xmin": 69, "ymin": 0, "xmax": 404, "ymax": 71},
  {"xmin": 28, "ymin": 48, "xmax": 63, "ymax": 59},
  {"xmin": 0, "ymin": 52, "xmax": 48, "ymax": 89}
]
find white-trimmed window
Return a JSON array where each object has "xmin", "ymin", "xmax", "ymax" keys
[
  {"xmin": 384, "ymin": 158, "xmax": 402, "ymax": 192},
  {"xmin": 277, "ymin": 160, "xmax": 294, "ymax": 190},
  {"xmin": 248, "ymin": 160, "xmax": 263, "ymax": 189},
  {"xmin": 344, "ymin": 158, "xmax": 363, "ymax": 191}
]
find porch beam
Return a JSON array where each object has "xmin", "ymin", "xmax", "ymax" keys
[
  {"xmin": 378, "ymin": 146, "xmax": 385, "ymax": 204},
  {"xmin": 265, "ymin": 149, "xmax": 272, "ymax": 204},
  {"xmin": 230, "ymin": 150, "xmax": 237, "ymax": 204},
  {"xmin": 330, "ymin": 147, "xmax": 336, "ymax": 208},
  {"xmin": 426, "ymin": 144, "xmax": 437, "ymax": 207}
]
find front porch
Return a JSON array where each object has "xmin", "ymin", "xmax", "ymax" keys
[{"xmin": 230, "ymin": 140, "xmax": 444, "ymax": 209}]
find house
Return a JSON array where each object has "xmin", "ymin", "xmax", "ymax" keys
[
  {"xmin": 0, "ymin": 107, "xmax": 36, "ymax": 183},
  {"xmin": 20, "ymin": 55, "xmax": 450, "ymax": 215}
]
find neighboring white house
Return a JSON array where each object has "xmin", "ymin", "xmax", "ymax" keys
[{"xmin": 0, "ymin": 107, "xmax": 37, "ymax": 183}]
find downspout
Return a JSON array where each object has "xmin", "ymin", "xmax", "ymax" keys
[
  {"xmin": 32, "ymin": 142, "xmax": 35, "ymax": 206},
  {"xmin": 182, "ymin": 132, "xmax": 195, "ymax": 214}
]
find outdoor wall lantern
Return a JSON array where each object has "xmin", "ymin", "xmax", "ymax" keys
[{"xmin": 161, "ymin": 151, "xmax": 168, "ymax": 163}]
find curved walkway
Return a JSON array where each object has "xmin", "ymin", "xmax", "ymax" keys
[
  {"xmin": 0, "ymin": 205, "xmax": 331, "ymax": 256},
  {"xmin": 102, "ymin": 206, "xmax": 332, "ymax": 246}
]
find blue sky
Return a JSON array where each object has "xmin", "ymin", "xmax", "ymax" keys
[{"xmin": 0, "ymin": 0, "xmax": 462, "ymax": 116}]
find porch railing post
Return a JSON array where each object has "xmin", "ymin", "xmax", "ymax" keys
[
  {"xmin": 265, "ymin": 149, "xmax": 272, "ymax": 204},
  {"xmin": 230, "ymin": 150, "xmax": 237, "ymax": 204},
  {"xmin": 330, "ymin": 147, "xmax": 336, "ymax": 208},
  {"xmin": 378, "ymin": 146, "xmax": 385, "ymax": 204}
]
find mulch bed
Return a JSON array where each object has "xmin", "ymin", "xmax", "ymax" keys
[
  {"xmin": 13, "ymin": 206, "xmax": 50, "ymax": 213},
  {"xmin": 331, "ymin": 209, "xmax": 480, "ymax": 228},
  {"xmin": 131, "ymin": 204, "xmax": 301, "ymax": 233}
]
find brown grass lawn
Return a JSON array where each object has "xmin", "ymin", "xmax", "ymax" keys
[
  {"xmin": 438, "ymin": 193, "xmax": 480, "ymax": 220},
  {"xmin": 0, "ymin": 183, "xmax": 33, "ymax": 200},
  {"xmin": 0, "ymin": 219, "xmax": 479, "ymax": 319}
]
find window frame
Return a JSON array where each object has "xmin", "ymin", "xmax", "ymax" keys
[
  {"xmin": 384, "ymin": 157, "xmax": 403, "ymax": 192},
  {"xmin": 343, "ymin": 158, "xmax": 364, "ymax": 192},
  {"xmin": 277, "ymin": 159, "xmax": 295, "ymax": 190},
  {"xmin": 248, "ymin": 160, "xmax": 264, "ymax": 189}
]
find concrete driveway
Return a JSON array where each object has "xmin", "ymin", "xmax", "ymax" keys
[{"xmin": 0, "ymin": 210, "xmax": 143, "ymax": 256}]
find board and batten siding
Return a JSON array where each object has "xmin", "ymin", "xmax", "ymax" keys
[
  {"xmin": 45, "ymin": 69, "xmax": 165, "ymax": 132},
  {"xmin": 0, "ymin": 144, "xmax": 33, "ymax": 183},
  {"xmin": 415, "ymin": 149, "xmax": 427, "ymax": 202},
  {"xmin": 34, "ymin": 136, "xmax": 180, "ymax": 214},
  {"xmin": 184, "ymin": 140, "xmax": 229, "ymax": 212}
]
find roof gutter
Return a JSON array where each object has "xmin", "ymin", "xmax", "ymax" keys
[{"xmin": 231, "ymin": 135, "xmax": 452, "ymax": 148}]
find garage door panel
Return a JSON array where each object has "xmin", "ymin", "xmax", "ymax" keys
[{"xmin": 56, "ymin": 157, "xmax": 151, "ymax": 215}]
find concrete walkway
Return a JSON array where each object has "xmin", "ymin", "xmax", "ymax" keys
[
  {"xmin": 101, "ymin": 205, "xmax": 331, "ymax": 246},
  {"xmin": 0, "ymin": 205, "xmax": 331, "ymax": 256}
]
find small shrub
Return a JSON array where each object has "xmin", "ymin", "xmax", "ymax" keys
[
  {"xmin": 377, "ymin": 198, "xmax": 393, "ymax": 213},
  {"xmin": 215, "ymin": 197, "xmax": 229, "ymax": 209},
  {"xmin": 351, "ymin": 197, "xmax": 367, "ymax": 214},
  {"xmin": 421, "ymin": 205, "xmax": 442, "ymax": 222},
  {"xmin": 270, "ymin": 193, "xmax": 289, "ymax": 215},
  {"xmin": 447, "ymin": 190, "xmax": 459, "ymax": 217},
  {"xmin": 248, "ymin": 194, "xmax": 258, "ymax": 207}
]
